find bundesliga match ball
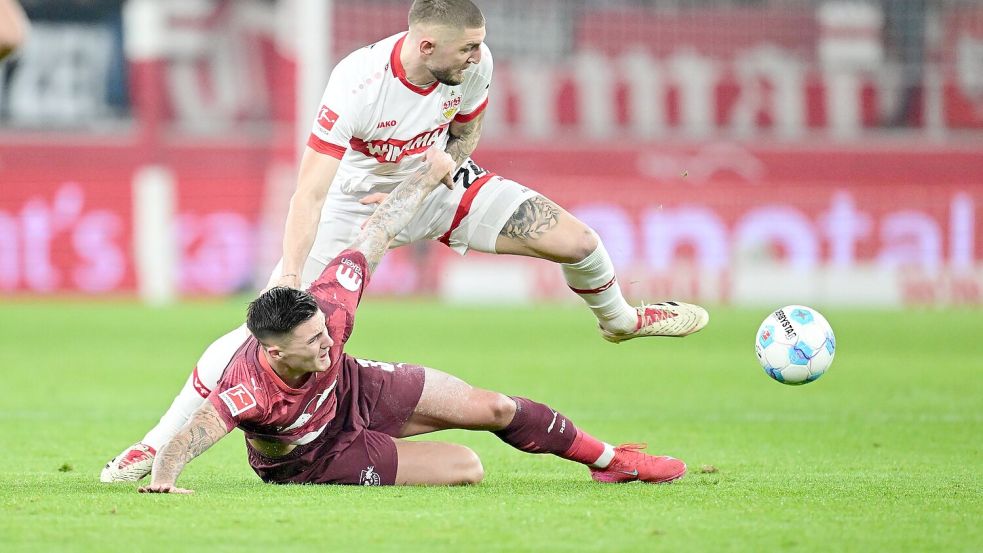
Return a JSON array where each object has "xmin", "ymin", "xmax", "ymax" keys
[{"xmin": 754, "ymin": 305, "xmax": 836, "ymax": 385}]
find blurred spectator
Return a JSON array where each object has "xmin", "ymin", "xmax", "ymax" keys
[{"xmin": 0, "ymin": 0, "xmax": 29, "ymax": 61}]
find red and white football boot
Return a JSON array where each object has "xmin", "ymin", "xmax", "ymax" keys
[
  {"xmin": 100, "ymin": 443, "xmax": 156, "ymax": 482},
  {"xmin": 601, "ymin": 301, "xmax": 709, "ymax": 343}
]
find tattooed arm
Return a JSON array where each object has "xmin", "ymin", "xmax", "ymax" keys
[
  {"xmin": 352, "ymin": 148, "xmax": 455, "ymax": 272},
  {"xmin": 139, "ymin": 401, "xmax": 231, "ymax": 494},
  {"xmin": 445, "ymin": 113, "xmax": 485, "ymax": 171}
]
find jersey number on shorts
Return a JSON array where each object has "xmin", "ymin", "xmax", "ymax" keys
[{"xmin": 453, "ymin": 160, "xmax": 488, "ymax": 189}]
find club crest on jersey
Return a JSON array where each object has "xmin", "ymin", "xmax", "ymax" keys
[
  {"xmin": 336, "ymin": 257, "xmax": 364, "ymax": 291},
  {"xmin": 219, "ymin": 384, "xmax": 257, "ymax": 416},
  {"xmin": 350, "ymin": 124, "xmax": 448, "ymax": 164},
  {"xmin": 442, "ymin": 96, "xmax": 462, "ymax": 119},
  {"xmin": 360, "ymin": 465, "xmax": 382, "ymax": 486},
  {"xmin": 317, "ymin": 106, "xmax": 339, "ymax": 131}
]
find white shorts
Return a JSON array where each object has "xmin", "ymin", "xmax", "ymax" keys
[{"xmin": 268, "ymin": 159, "xmax": 539, "ymax": 288}]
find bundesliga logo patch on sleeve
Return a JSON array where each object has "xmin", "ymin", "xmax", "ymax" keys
[
  {"xmin": 219, "ymin": 384, "xmax": 257, "ymax": 416},
  {"xmin": 317, "ymin": 106, "xmax": 339, "ymax": 131}
]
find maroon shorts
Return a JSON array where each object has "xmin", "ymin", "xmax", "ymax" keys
[{"xmin": 247, "ymin": 356, "xmax": 425, "ymax": 486}]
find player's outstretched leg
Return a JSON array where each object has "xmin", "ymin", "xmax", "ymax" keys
[
  {"xmin": 492, "ymin": 396, "xmax": 686, "ymax": 484},
  {"xmin": 493, "ymin": 195, "xmax": 709, "ymax": 342},
  {"xmin": 399, "ymin": 367, "xmax": 685, "ymax": 484}
]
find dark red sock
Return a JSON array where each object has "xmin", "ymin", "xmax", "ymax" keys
[{"xmin": 493, "ymin": 397, "xmax": 604, "ymax": 465}]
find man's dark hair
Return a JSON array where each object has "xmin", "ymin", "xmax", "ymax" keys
[
  {"xmin": 246, "ymin": 287, "xmax": 320, "ymax": 344},
  {"xmin": 408, "ymin": 0, "xmax": 484, "ymax": 29}
]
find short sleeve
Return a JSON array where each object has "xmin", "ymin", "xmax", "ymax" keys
[
  {"xmin": 454, "ymin": 44, "xmax": 493, "ymax": 123},
  {"xmin": 207, "ymin": 363, "xmax": 264, "ymax": 431},
  {"xmin": 309, "ymin": 249, "xmax": 370, "ymax": 308},
  {"xmin": 307, "ymin": 59, "xmax": 360, "ymax": 159},
  {"xmin": 308, "ymin": 249, "xmax": 371, "ymax": 345}
]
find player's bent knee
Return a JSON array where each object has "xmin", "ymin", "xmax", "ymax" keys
[
  {"xmin": 487, "ymin": 394, "xmax": 517, "ymax": 429},
  {"xmin": 546, "ymin": 222, "xmax": 597, "ymax": 264},
  {"xmin": 568, "ymin": 225, "xmax": 599, "ymax": 261},
  {"xmin": 455, "ymin": 447, "xmax": 484, "ymax": 485}
]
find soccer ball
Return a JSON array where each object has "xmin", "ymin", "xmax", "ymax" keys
[{"xmin": 754, "ymin": 305, "xmax": 835, "ymax": 385}]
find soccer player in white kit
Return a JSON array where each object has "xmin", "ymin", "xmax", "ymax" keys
[{"xmin": 101, "ymin": 0, "xmax": 708, "ymax": 483}]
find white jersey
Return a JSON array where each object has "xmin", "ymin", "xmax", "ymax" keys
[{"xmin": 307, "ymin": 32, "xmax": 493, "ymax": 201}]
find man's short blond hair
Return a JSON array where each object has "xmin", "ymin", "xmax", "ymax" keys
[{"xmin": 408, "ymin": 0, "xmax": 485, "ymax": 30}]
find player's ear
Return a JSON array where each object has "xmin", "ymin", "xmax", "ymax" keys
[
  {"xmin": 419, "ymin": 38, "xmax": 436, "ymax": 56},
  {"xmin": 266, "ymin": 344, "xmax": 283, "ymax": 360}
]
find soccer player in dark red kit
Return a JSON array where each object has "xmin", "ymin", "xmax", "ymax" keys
[
  {"xmin": 139, "ymin": 148, "xmax": 685, "ymax": 492},
  {"xmin": 105, "ymin": 0, "xmax": 708, "ymax": 484}
]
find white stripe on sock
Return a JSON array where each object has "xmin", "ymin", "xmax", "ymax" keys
[{"xmin": 590, "ymin": 443, "xmax": 616, "ymax": 469}]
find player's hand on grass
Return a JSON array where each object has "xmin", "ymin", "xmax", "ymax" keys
[{"xmin": 138, "ymin": 484, "xmax": 194, "ymax": 494}]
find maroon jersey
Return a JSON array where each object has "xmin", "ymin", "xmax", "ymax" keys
[{"xmin": 207, "ymin": 249, "xmax": 369, "ymax": 445}]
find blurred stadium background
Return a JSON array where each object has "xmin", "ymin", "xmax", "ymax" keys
[{"xmin": 0, "ymin": 0, "xmax": 981, "ymax": 308}]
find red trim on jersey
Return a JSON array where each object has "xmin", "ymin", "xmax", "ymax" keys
[
  {"xmin": 307, "ymin": 134, "xmax": 347, "ymax": 159},
  {"xmin": 390, "ymin": 34, "xmax": 439, "ymax": 96},
  {"xmin": 437, "ymin": 173, "xmax": 497, "ymax": 246},
  {"xmin": 192, "ymin": 366, "xmax": 211, "ymax": 399},
  {"xmin": 454, "ymin": 97, "xmax": 488, "ymax": 123},
  {"xmin": 569, "ymin": 276, "xmax": 617, "ymax": 295}
]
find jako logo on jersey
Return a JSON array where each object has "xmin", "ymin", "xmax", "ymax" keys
[
  {"xmin": 377, "ymin": 120, "xmax": 397, "ymax": 129},
  {"xmin": 360, "ymin": 465, "xmax": 382, "ymax": 486},
  {"xmin": 350, "ymin": 124, "xmax": 448, "ymax": 163},
  {"xmin": 219, "ymin": 384, "xmax": 257, "ymax": 416},
  {"xmin": 336, "ymin": 258, "xmax": 363, "ymax": 292},
  {"xmin": 317, "ymin": 106, "xmax": 339, "ymax": 131}
]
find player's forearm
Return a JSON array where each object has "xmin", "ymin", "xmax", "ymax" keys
[
  {"xmin": 149, "ymin": 405, "xmax": 228, "ymax": 486},
  {"xmin": 149, "ymin": 430, "xmax": 195, "ymax": 486},
  {"xmin": 281, "ymin": 194, "xmax": 324, "ymax": 276},
  {"xmin": 281, "ymin": 149, "xmax": 339, "ymax": 279},
  {"xmin": 354, "ymin": 164, "xmax": 441, "ymax": 271},
  {"xmin": 445, "ymin": 114, "xmax": 484, "ymax": 168}
]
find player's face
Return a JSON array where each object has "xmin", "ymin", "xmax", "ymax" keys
[
  {"xmin": 281, "ymin": 311, "xmax": 333, "ymax": 372},
  {"xmin": 426, "ymin": 26, "xmax": 485, "ymax": 86}
]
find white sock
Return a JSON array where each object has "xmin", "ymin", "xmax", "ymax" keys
[
  {"xmin": 141, "ymin": 373, "xmax": 208, "ymax": 451},
  {"xmin": 561, "ymin": 240, "xmax": 637, "ymax": 333},
  {"xmin": 141, "ymin": 324, "xmax": 251, "ymax": 450},
  {"xmin": 590, "ymin": 443, "xmax": 617, "ymax": 469}
]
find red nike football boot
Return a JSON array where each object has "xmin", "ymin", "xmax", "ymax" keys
[{"xmin": 590, "ymin": 443, "xmax": 686, "ymax": 484}]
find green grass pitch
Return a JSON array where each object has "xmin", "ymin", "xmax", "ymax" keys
[{"xmin": 0, "ymin": 299, "xmax": 980, "ymax": 552}]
